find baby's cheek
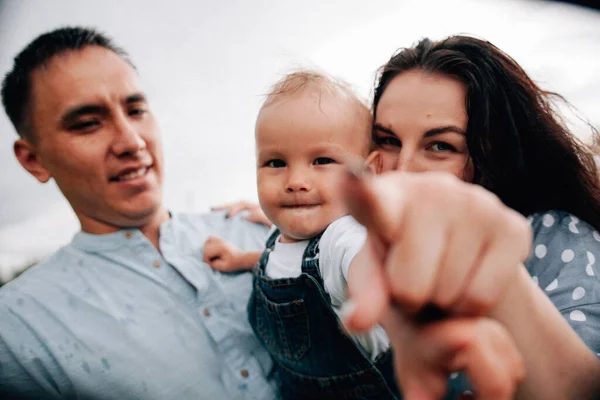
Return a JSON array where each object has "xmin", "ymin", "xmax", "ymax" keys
[{"xmin": 257, "ymin": 186, "xmax": 279, "ymax": 221}]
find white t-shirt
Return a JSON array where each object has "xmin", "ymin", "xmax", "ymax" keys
[{"xmin": 265, "ymin": 215, "xmax": 390, "ymax": 359}]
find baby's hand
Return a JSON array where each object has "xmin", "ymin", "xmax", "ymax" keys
[
  {"xmin": 203, "ymin": 236, "xmax": 262, "ymax": 272},
  {"xmin": 203, "ymin": 236, "xmax": 246, "ymax": 272}
]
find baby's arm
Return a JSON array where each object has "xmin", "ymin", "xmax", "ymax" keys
[{"xmin": 203, "ymin": 235, "xmax": 262, "ymax": 272}]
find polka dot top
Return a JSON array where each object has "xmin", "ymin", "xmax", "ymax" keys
[{"xmin": 526, "ymin": 209, "xmax": 600, "ymax": 356}]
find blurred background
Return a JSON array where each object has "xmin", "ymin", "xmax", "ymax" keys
[{"xmin": 0, "ymin": 0, "xmax": 599, "ymax": 282}]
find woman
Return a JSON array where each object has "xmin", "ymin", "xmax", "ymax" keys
[{"xmin": 344, "ymin": 35, "xmax": 600, "ymax": 399}]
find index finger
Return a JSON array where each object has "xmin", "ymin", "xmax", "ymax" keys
[{"xmin": 343, "ymin": 166, "xmax": 406, "ymax": 243}]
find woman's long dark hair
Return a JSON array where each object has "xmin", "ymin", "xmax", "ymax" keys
[{"xmin": 373, "ymin": 35, "xmax": 600, "ymax": 231}]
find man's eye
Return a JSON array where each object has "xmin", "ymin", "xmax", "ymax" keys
[
  {"xmin": 266, "ymin": 159, "xmax": 286, "ymax": 168},
  {"xmin": 129, "ymin": 108, "xmax": 147, "ymax": 117},
  {"xmin": 70, "ymin": 120, "xmax": 100, "ymax": 131},
  {"xmin": 313, "ymin": 157, "xmax": 336, "ymax": 165}
]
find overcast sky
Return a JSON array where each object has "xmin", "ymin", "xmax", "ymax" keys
[{"xmin": 1, "ymin": 0, "xmax": 599, "ymax": 279}]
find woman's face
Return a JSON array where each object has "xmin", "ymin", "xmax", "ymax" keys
[{"xmin": 373, "ymin": 69, "xmax": 473, "ymax": 181}]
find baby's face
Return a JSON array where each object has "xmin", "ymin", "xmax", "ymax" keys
[{"xmin": 256, "ymin": 91, "xmax": 370, "ymax": 243}]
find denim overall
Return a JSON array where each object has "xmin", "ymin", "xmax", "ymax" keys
[{"xmin": 247, "ymin": 229, "xmax": 402, "ymax": 399}]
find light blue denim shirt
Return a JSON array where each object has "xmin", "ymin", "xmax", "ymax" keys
[{"xmin": 0, "ymin": 211, "xmax": 277, "ymax": 400}]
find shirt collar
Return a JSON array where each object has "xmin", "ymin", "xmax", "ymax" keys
[{"xmin": 70, "ymin": 213, "xmax": 175, "ymax": 253}]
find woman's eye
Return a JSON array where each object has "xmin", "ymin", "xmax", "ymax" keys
[
  {"xmin": 430, "ymin": 142, "xmax": 456, "ymax": 152},
  {"xmin": 374, "ymin": 135, "xmax": 401, "ymax": 147},
  {"xmin": 313, "ymin": 157, "xmax": 336, "ymax": 165},
  {"xmin": 266, "ymin": 159, "xmax": 286, "ymax": 168}
]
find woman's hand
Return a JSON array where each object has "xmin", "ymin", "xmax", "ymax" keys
[
  {"xmin": 343, "ymin": 170, "xmax": 532, "ymax": 399},
  {"xmin": 344, "ymin": 171, "xmax": 532, "ymax": 331},
  {"xmin": 381, "ymin": 311, "xmax": 525, "ymax": 400}
]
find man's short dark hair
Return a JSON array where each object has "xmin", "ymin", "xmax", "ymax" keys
[{"xmin": 1, "ymin": 26, "xmax": 133, "ymax": 139}]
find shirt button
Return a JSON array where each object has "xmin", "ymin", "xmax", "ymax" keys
[
  {"xmin": 203, "ymin": 308, "xmax": 211, "ymax": 317},
  {"xmin": 240, "ymin": 369, "xmax": 249, "ymax": 378},
  {"xmin": 124, "ymin": 232, "xmax": 133, "ymax": 239},
  {"xmin": 153, "ymin": 261, "xmax": 161, "ymax": 268}
]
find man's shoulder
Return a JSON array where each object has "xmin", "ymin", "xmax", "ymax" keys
[
  {"xmin": 174, "ymin": 210, "xmax": 265, "ymax": 231},
  {"xmin": 172, "ymin": 211, "xmax": 269, "ymax": 248},
  {"xmin": 0, "ymin": 246, "xmax": 79, "ymax": 302}
]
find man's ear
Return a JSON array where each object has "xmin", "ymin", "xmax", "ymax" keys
[
  {"xmin": 364, "ymin": 150, "xmax": 383, "ymax": 175},
  {"xmin": 14, "ymin": 139, "xmax": 51, "ymax": 183}
]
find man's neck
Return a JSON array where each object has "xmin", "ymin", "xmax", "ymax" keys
[
  {"xmin": 138, "ymin": 209, "xmax": 170, "ymax": 250},
  {"xmin": 78, "ymin": 208, "xmax": 171, "ymax": 250}
]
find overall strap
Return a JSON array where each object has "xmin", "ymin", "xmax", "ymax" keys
[
  {"xmin": 300, "ymin": 231, "xmax": 324, "ymax": 276},
  {"xmin": 265, "ymin": 228, "xmax": 280, "ymax": 250}
]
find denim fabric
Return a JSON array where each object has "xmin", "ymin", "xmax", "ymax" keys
[{"xmin": 248, "ymin": 229, "xmax": 402, "ymax": 399}]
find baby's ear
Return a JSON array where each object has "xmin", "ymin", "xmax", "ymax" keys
[{"xmin": 364, "ymin": 151, "xmax": 383, "ymax": 175}]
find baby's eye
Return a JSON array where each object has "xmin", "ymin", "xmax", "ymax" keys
[
  {"xmin": 313, "ymin": 157, "xmax": 336, "ymax": 165},
  {"xmin": 266, "ymin": 159, "xmax": 286, "ymax": 168}
]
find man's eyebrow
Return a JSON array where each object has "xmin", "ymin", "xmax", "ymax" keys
[
  {"xmin": 373, "ymin": 123, "xmax": 466, "ymax": 137},
  {"xmin": 125, "ymin": 93, "xmax": 147, "ymax": 104}
]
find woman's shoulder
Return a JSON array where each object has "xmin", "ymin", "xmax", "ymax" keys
[
  {"xmin": 526, "ymin": 210, "xmax": 600, "ymax": 354},
  {"xmin": 526, "ymin": 209, "xmax": 600, "ymax": 303},
  {"xmin": 528, "ymin": 210, "xmax": 600, "ymax": 241}
]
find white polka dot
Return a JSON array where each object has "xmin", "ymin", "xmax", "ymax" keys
[
  {"xmin": 545, "ymin": 279, "xmax": 558, "ymax": 291},
  {"xmin": 527, "ymin": 216, "xmax": 534, "ymax": 224},
  {"xmin": 568, "ymin": 216, "xmax": 580, "ymax": 234},
  {"xmin": 450, "ymin": 372, "xmax": 459, "ymax": 379},
  {"xmin": 570, "ymin": 310, "xmax": 586, "ymax": 322},
  {"xmin": 534, "ymin": 244, "xmax": 547, "ymax": 259},
  {"xmin": 587, "ymin": 265, "xmax": 595, "ymax": 276},
  {"xmin": 543, "ymin": 213, "xmax": 555, "ymax": 227},
  {"xmin": 561, "ymin": 249, "xmax": 575, "ymax": 263},
  {"xmin": 573, "ymin": 287, "xmax": 586, "ymax": 300},
  {"xmin": 532, "ymin": 276, "xmax": 539, "ymax": 286},
  {"xmin": 594, "ymin": 231, "xmax": 600, "ymax": 242},
  {"xmin": 587, "ymin": 251, "xmax": 596, "ymax": 265}
]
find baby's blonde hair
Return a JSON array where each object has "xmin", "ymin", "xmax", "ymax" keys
[
  {"xmin": 262, "ymin": 69, "xmax": 370, "ymax": 118},
  {"xmin": 260, "ymin": 70, "xmax": 372, "ymax": 152}
]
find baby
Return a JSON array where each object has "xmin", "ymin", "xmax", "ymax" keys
[{"xmin": 204, "ymin": 71, "xmax": 399, "ymax": 399}]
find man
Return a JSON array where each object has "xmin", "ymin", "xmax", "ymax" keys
[{"xmin": 0, "ymin": 27, "xmax": 276, "ymax": 399}]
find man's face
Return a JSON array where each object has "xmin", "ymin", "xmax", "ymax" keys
[{"xmin": 25, "ymin": 46, "xmax": 164, "ymax": 232}]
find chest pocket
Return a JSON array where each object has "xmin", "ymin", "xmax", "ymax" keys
[{"xmin": 253, "ymin": 285, "xmax": 311, "ymax": 362}]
